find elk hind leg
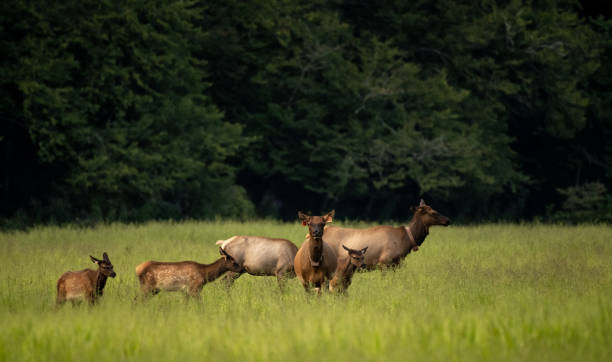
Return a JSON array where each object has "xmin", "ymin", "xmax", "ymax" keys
[
  {"xmin": 275, "ymin": 265, "xmax": 294, "ymax": 291},
  {"xmin": 56, "ymin": 292, "xmax": 66, "ymax": 306}
]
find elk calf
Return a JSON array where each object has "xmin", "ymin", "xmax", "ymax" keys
[
  {"xmin": 135, "ymin": 248, "xmax": 242, "ymax": 299},
  {"xmin": 56, "ymin": 252, "xmax": 116, "ymax": 305},
  {"xmin": 329, "ymin": 245, "xmax": 367, "ymax": 293}
]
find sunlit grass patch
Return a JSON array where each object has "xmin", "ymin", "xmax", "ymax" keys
[{"xmin": 1, "ymin": 222, "xmax": 611, "ymax": 361}]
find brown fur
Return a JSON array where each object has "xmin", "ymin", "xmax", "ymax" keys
[
  {"xmin": 294, "ymin": 210, "xmax": 337, "ymax": 294},
  {"xmin": 329, "ymin": 245, "xmax": 367, "ymax": 293},
  {"xmin": 56, "ymin": 252, "xmax": 116, "ymax": 305},
  {"xmin": 135, "ymin": 248, "xmax": 242, "ymax": 299},
  {"xmin": 323, "ymin": 199, "xmax": 450, "ymax": 269}
]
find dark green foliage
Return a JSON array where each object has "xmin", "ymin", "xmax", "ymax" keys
[
  {"xmin": 1, "ymin": 0, "xmax": 610, "ymax": 226},
  {"xmin": 1, "ymin": 0, "xmax": 252, "ymax": 226},
  {"xmin": 550, "ymin": 182, "xmax": 612, "ymax": 223}
]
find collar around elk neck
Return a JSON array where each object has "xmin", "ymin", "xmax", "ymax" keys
[{"xmin": 404, "ymin": 226, "xmax": 419, "ymax": 252}]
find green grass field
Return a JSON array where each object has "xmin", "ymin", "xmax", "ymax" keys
[{"xmin": 1, "ymin": 221, "xmax": 611, "ymax": 362}]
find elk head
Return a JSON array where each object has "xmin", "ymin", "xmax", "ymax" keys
[
  {"xmin": 415, "ymin": 199, "xmax": 450, "ymax": 227},
  {"xmin": 298, "ymin": 210, "xmax": 335, "ymax": 238},
  {"xmin": 90, "ymin": 252, "xmax": 116, "ymax": 278},
  {"xmin": 219, "ymin": 247, "xmax": 243, "ymax": 273},
  {"xmin": 342, "ymin": 245, "xmax": 368, "ymax": 268}
]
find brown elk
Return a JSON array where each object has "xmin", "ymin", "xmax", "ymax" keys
[
  {"xmin": 323, "ymin": 199, "xmax": 450, "ymax": 269},
  {"xmin": 56, "ymin": 252, "xmax": 116, "ymax": 305},
  {"xmin": 293, "ymin": 210, "xmax": 337, "ymax": 294},
  {"xmin": 215, "ymin": 236, "xmax": 298, "ymax": 289},
  {"xmin": 329, "ymin": 245, "xmax": 368, "ymax": 293},
  {"xmin": 135, "ymin": 247, "xmax": 242, "ymax": 299}
]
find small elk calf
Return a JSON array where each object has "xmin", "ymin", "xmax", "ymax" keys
[
  {"xmin": 135, "ymin": 248, "xmax": 242, "ymax": 299},
  {"xmin": 329, "ymin": 245, "xmax": 368, "ymax": 293},
  {"xmin": 56, "ymin": 252, "xmax": 116, "ymax": 305}
]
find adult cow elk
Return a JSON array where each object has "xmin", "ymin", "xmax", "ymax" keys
[
  {"xmin": 329, "ymin": 245, "xmax": 368, "ymax": 293},
  {"xmin": 324, "ymin": 199, "xmax": 450, "ymax": 269},
  {"xmin": 215, "ymin": 236, "xmax": 298, "ymax": 289},
  {"xmin": 135, "ymin": 247, "xmax": 242, "ymax": 299},
  {"xmin": 56, "ymin": 252, "xmax": 116, "ymax": 305},
  {"xmin": 294, "ymin": 210, "xmax": 337, "ymax": 294}
]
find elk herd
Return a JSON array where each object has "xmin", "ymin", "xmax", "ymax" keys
[{"xmin": 56, "ymin": 199, "xmax": 450, "ymax": 305}]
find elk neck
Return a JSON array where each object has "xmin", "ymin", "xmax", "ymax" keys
[
  {"xmin": 94, "ymin": 269, "xmax": 108, "ymax": 296},
  {"xmin": 408, "ymin": 215, "xmax": 429, "ymax": 246},
  {"xmin": 201, "ymin": 258, "xmax": 231, "ymax": 282},
  {"xmin": 338, "ymin": 259, "xmax": 358, "ymax": 282},
  {"xmin": 307, "ymin": 234, "xmax": 324, "ymax": 267}
]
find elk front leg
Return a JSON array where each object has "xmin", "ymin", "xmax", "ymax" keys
[{"xmin": 313, "ymin": 281, "xmax": 323, "ymax": 296}]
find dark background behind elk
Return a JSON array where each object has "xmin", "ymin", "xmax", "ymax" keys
[{"xmin": 1, "ymin": 0, "xmax": 611, "ymax": 228}]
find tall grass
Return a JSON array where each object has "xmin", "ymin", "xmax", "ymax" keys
[{"xmin": 1, "ymin": 221, "xmax": 610, "ymax": 361}]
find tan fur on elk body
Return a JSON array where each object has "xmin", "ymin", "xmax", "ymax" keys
[
  {"xmin": 56, "ymin": 252, "xmax": 116, "ymax": 305},
  {"xmin": 293, "ymin": 210, "xmax": 337, "ymax": 294},
  {"xmin": 215, "ymin": 236, "xmax": 298, "ymax": 288},
  {"xmin": 329, "ymin": 245, "xmax": 368, "ymax": 293},
  {"xmin": 323, "ymin": 199, "xmax": 450, "ymax": 269},
  {"xmin": 135, "ymin": 247, "xmax": 242, "ymax": 298}
]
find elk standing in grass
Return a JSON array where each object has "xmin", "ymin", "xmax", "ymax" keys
[
  {"xmin": 135, "ymin": 247, "xmax": 242, "ymax": 299},
  {"xmin": 329, "ymin": 245, "xmax": 368, "ymax": 293},
  {"xmin": 323, "ymin": 199, "xmax": 450, "ymax": 269},
  {"xmin": 215, "ymin": 236, "xmax": 298, "ymax": 289},
  {"xmin": 56, "ymin": 252, "xmax": 116, "ymax": 305},
  {"xmin": 294, "ymin": 210, "xmax": 337, "ymax": 294}
]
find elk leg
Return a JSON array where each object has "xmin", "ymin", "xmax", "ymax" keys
[
  {"xmin": 138, "ymin": 285, "xmax": 158, "ymax": 301},
  {"xmin": 56, "ymin": 293, "xmax": 66, "ymax": 305},
  {"xmin": 329, "ymin": 276, "xmax": 339, "ymax": 292},
  {"xmin": 56, "ymin": 282, "xmax": 66, "ymax": 305},
  {"xmin": 275, "ymin": 265, "xmax": 294, "ymax": 291},
  {"xmin": 187, "ymin": 285, "xmax": 203, "ymax": 301},
  {"xmin": 314, "ymin": 281, "xmax": 323, "ymax": 296},
  {"xmin": 87, "ymin": 290, "xmax": 96, "ymax": 305}
]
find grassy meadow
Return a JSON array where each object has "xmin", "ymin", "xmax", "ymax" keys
[{"xmin": 0, "ymin": 221, "xmax": 611, "ymax": 362}]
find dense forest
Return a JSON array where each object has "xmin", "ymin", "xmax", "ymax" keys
[{"xmin": 1, "ymin": 0, "xmax": 611, "ymax": 227}]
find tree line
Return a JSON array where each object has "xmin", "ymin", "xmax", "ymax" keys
[{"xmin": 1, "ymin": 0, "xmax": 611, "ymax": 228}]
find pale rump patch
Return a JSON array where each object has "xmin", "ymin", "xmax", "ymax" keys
[
  {"xmin": 216, "ymin": 236, "xmax": 238, "ymax": 250},
  {"xmin": 135, "ymin": 261, "xmax": 152, "ymax": 276}
]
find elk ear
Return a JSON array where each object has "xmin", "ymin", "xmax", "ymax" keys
[
  {"xmin": 102, "ymin": 252, "xmax": 110, "ymax": 262},
  {"xmin": 342, "ymin": 244, "xmax": 350, "ymax": 252},
  {"xmin": 298, "ymin": 211, "xmax": 310, "ymax": 226},
  {"xmin": 323, "ymin": 209, "xmax": 335, "ymax": 223},
  {"xmin": 90, "ymin": 255, "xmax": 100, "ymax": 264},
  {"xmin": 419, "ymin": 199, "xmax": 426, "ymax": 207},
  {"xmin": 361, "ymin": 247, "xmax": 368, "ymax": 255}
]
